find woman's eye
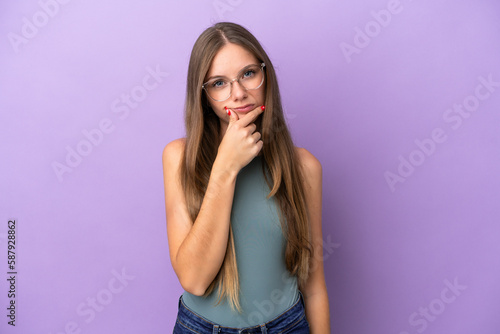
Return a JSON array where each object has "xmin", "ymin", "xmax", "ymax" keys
[
  {"xmin": 243, "ymin": 70, "xmax": 256, "ymax": 78},
  {"xmin": 211, "ymin": 80, "xmax": 226, "ymax": 88}
]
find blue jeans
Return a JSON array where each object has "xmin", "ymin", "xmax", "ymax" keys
[{"xmin": 173, "ymin": 291, "xmax": 310, "ymax": 333}]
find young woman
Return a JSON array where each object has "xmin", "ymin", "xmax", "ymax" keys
[{"xmin": 163, "ymin": 22, "xmax": 330, "ymax": 333}]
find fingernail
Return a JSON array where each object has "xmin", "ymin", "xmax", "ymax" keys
[{"xmin": 261, "ymin": 105, "xmax": 265, "ymax": 110}]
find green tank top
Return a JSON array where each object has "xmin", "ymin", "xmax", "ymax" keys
[{"xmin": 181, "ymin": 155, "xmax": 299, "ymax": 327}]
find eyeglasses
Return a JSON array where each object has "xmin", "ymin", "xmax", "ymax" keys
[{"xmin": 202, "ymin": 63, "xmax": 265, "ymax": 102}]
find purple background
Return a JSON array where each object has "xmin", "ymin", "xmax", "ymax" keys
[{"xmin": 1, "ymin": 0, "xmax": 500, "ymax": 333}]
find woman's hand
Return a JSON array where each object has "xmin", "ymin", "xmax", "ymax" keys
[{"xmin": 215, "ymin": 105, "xmax": 265, "ymax": 174}]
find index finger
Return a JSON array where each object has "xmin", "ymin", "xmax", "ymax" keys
[{"xmin": 237, "ymin": 105, "xmax": 265, "ymax": 127}]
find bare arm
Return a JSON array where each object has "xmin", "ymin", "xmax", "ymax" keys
[
  {"xmin": 163, "ymin": 140, "xmax": 238, "ymax": 295},
  {"xmin": 296, "ymin": 147, "xmax": 331, "ymax": 333}
]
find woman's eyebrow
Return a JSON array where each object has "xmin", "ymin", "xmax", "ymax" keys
[
  {"xmin": 205, "ymin": 64, "xmax": 256, "ymax": 82},
  {"xmin": 205, "ymin": 73, "xmax": 225, "ymax": 82}
]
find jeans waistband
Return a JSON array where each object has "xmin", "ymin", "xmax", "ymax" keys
[{"xmin": 176, "ymin": 290, "xmax": 306, "ymax": 333}]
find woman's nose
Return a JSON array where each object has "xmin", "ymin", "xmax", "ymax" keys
[{"xmin": 231, "ymin": 80, "xmax": 247, "ymax": 100}]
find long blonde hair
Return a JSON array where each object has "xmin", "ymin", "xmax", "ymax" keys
[{"xmin": 180, "ymin": 22, "xmax": 313, "ymax": 312}]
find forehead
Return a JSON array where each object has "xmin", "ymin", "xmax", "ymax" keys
[{"xmin": 207, "ymin": 43, "xmax": 258, "ymax": 78}]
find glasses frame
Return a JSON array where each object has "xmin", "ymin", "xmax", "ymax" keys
[{"xmin": 202, "ymin": 62, "xmax": 266, "ymax": 102}]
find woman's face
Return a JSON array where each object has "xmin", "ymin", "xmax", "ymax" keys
[{"xmin": 204, "ymin": 43, "xmax": 265, "ymax": 132}]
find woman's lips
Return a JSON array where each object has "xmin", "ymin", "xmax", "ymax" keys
[{"xmin": 232, "ymin": 104, "xmax": 254, "ymax": 113}]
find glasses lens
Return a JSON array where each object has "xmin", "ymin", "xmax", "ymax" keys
[
  {"xmin": 240, "ymin": 65, "xmax": 264, "ymax": 90},
  {"xmin": 205, "ymin": 79, "xmax": 231, "ymax": 101}
]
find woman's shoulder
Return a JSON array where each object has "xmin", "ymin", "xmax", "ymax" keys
[
  {"xmin": 162, "ymin": 137, "xmax": 186, "ymax": 165},
  {"xmin": 294, "ymin": 146, "xmax": 322, "ymax": 180},
  {"xmin": 294, "ymin": 146, "xmax": 321, "ymax": 169},
  {"xmin": 163, "ymin": 137, "xmax": 186, "ymax": 153}
]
